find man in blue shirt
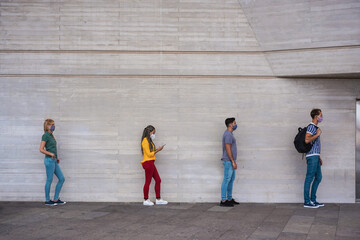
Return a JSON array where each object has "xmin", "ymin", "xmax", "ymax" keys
[
  {"xmin": 304, "ymin": 109, "xmax": 324, "ymax": 208},
  {"xmin": 220, "ymin": 118, "xmax": 239, "ymax": 207}
]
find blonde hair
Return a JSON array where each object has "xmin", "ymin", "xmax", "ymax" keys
[{"xmin": 43, "ymin": 119, "xmax": 54, "ymax": 132}]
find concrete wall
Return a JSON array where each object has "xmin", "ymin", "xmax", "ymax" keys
[
  {"xmin": 0, "ymin": 0, "xmax": 261, "ymax": 51},
  {"xmin": 0, "ymin": 77, "xmax": 358, "ymax": 203},
  {"xmin": 0, "ymin": 0, "xmax": 359, "ymax": 203},
  {"xmin": 239, "ymin": 0, "xmax": 360, "ymax": 76}
]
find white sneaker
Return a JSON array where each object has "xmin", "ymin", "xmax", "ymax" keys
[
  {"xmin": 155, "ymin": 199, "xmax": 168, "ymax": 205},
  {"xmin": 143, "ymin": 199, "xmax": 154, "ymax": 206}
]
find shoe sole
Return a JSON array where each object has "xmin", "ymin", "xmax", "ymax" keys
[
  {"xmin": 156, "ymin": 203, "xmax": 168, "ymax": 205},
  {"xmin": 143, "ymin": 203, "xmax": 154, "ymax": 206},
  {"xmin": 304, "ymin": 205, "xmax": 319, "ymax": 208},
  {"xmin": 45, "ymin": 204, "xmax": 57, "ymax": 206}
]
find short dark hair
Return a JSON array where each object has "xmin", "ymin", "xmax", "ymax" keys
[
  {"xmin": 310, "ymin": 109, "xmax": 322, "ymax": 119},
  {"xmin": 225, "ymin": 118, "xmax": 235, "ymax": 127}
]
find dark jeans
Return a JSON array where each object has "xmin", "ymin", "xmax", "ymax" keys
[{"xmin": 304, "ymin": 155, "xmax": 322, "ymax": 203}]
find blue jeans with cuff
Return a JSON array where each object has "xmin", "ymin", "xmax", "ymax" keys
[{"xmin": 304, "ymin": 155, "xmax": 322, "ymax": 203}]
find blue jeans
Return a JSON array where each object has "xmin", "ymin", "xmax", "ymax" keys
[
  {"xmin": 221, "ymin": 160, "xmax": 236, "ymax": 201},
  {"xmin": 44, "ymin": 157, "xmax": 65, "ymax": 201},
  {"xmin": 304, "ymin": 155, "xmax": 322, "ymax": 203}
]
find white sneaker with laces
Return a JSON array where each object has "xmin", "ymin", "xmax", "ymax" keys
[
  {"xmin": 155, "ymin": 199, "xmax": 168, "ymax": 205},
  {"xmin": 143, "ymin": 199, "xmax": 154, "ymax": 206}
]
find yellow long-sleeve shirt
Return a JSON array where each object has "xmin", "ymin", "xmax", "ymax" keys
[{"xmin": 141, "ymin": 137, "xmax": 156, "ymax": 164}]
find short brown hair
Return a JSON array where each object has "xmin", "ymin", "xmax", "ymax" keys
[{"xmin": 310, "ymin": 109, "xmax": 322, "ymax": 119}]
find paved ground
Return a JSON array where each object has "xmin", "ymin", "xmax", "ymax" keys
[{"xmin": 0, "ymin": 202, "xmax": 359, "ymax": 240}]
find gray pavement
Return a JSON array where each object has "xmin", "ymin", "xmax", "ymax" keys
[{"xmin": 0, "ymin": 202, "xmax": 359, "ymax": 240}]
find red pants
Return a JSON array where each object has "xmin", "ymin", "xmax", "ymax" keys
[{"xmin": 142, "ymin": 160, "xmax": 161, "ymax": 200}]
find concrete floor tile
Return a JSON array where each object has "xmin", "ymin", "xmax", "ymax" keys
[
  {"xmin": 337, "ymin": 216, "xmax": 360, "ymax": 229},
  {"xmin": 335, "ymin": 236, "xmax": 359, "ymax": 240},
  {"xmin": 217, "ymin": 227, "xmax": 255, "ymax": 240},
  {"xmin": 308, "ymin": 224, "xmax": 336, "ymax": 237},
  {"xmin": 163, "ymin": 226, "xmax": 201, "ymax": 239},
  {"xmin": 190, "ymin": 225, "xmax": 232, "ymax": 240},
  {"xmin": 293, "ymin": 208, "xmax": 318, "ymax": 217},
  {"xmin": 277, "ymin": 232, "xmax": 307, "ymax": 240},
  {"xmin": 249, "ymin": 221, "xmax": 286, "ymax": 239},
  {"xmin": 241, "ymin": 212, "xmax": 272, "ymax": 224},
  {"xmin": 0, "ymin": 202, "xmax": 358, "ymax": 240},
  {"xmin": 283, "ymin": 215, "xmax": 314, "ymax": 234},
  {"xmin": 207, "ymin": 205, "xmax": 233, "ymax": 212},
  {"xmin": 247, "ymin": 236, "xmax": 276, "ymax": 240},
  {"xmin": 264, "ymin": 214, "xmax": 292, "ymax": 224},
  {"xmin": 316, "ymin": 209, "xmax": 339, "ymax": 219},
  {"xmin": 163, "ymin": 203, "xmax": 195, "ymax": 210},
  {"xmin": 275, "ymin": 204, "xmax": 302, "ymax": 209},
  {"xmin": 313, "ymin": 216, "xmax": 338, "ymax": 226},
  {"xmin": 306, "ymin": 235, "xmax": 335, "ymax": 240},
  {"xmin": 335, "ymin": 226, "xmax": 360, "ymax": 238}
]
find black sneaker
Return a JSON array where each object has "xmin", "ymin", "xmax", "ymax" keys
[
  {"xmin": 313, "ymin": 201, "xmax": 324, "ymax": 207},
  {"xmin": 220, "ymin": 201, "xmax": 234, "ymax": 207},
  {"xmin": 229, "ymin": 199, "xmax": 239, "ymax": 205},
  {"xmin": 304, "ymin": 202, "xmax": 319, "ymax": 208},
  {"xmin": 54, "ymin": 199, "xmax": 67, "ymax": 205},
  {"xmin": 45, "ymin": 200, "xmax": 57, "ymax": 206}
]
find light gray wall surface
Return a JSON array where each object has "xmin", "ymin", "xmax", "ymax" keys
[
  {"xmin": 0, "ymin": 0, "xmax": 261, "ymax": 51},
  {"xmin": 239, "ymin": 0, "xmax": 360, "ymax": 76},
  {"xmin": 0, "ymin": 0, "xmax": 359, "ymax": 203},
  {"xmin": 239, "ymin": 0, "xmax": 360, "ymax": 50},
  {"xmin": 0, "ymin": 77, "xmax": 358, "ymax": 202}
]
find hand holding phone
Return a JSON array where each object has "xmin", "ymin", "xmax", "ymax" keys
[{"xmin": 157, "ymin": 144, "xmax": 166, "ymax": 152}]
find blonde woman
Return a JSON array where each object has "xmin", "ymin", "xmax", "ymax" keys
[
  {"xmin": 141, "ymin": 125, "xmax": 168, "ymax": 206},
  {"xmin": 40, "ymin": 119, "xmax": 66, "ymax": 206}
]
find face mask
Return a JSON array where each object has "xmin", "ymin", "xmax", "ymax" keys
[
  {"xmin": 232, "ymin": 124, "xmax": 237, "ymax": 131},
  {"xmin": 317, "ymin": 116, "xmax": 323, "ymax": 123},
  {"xmin": 150, "ymin": 134, "xmax": 155, "ymax": 140},
  {"xmin": 50, "ymin": 125, "xmax": 55, "ymax": 132}
]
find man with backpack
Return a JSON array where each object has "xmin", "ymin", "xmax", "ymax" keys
[{"xmin": 303, "ymin": 109, "xmax": 324, "ymax": 208}]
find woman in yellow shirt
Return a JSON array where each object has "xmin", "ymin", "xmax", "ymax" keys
[{"xmin": 141, "ymin": 125, "xmax": 168, "ymax": 206}]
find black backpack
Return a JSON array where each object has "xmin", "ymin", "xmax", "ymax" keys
[{"xmin": 294, "ymin": 125, "xmax": 317, "ymax": 153}]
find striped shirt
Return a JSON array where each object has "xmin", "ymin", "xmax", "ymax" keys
[{"xmin": 306, "ymin": 122, "xmax": 321, "ymax": 157}]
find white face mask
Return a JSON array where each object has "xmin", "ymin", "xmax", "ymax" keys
[{"xmin": 150, "ymin": 134, "xmax": 155, "ymax": 141}]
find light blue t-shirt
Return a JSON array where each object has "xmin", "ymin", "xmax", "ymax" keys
[{"xmin": 221, "ymin": 130, "xmax": 237, "ymax": 161}]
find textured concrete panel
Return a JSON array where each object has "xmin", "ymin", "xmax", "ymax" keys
[
  {"xmin": 266, "ymin": 47, "xmax": 360, "ymax": 76},
  {"xmin": 239, "ymin": 0, "xmax": 360, "ymax": 76},
  {"xmin": 239, "ymin": 0, "xmax": 360, "ymax": 50},
  {"xmin": 0, "ymin": 77, "xmax": 358, "ymax": 203},
  {"xmin": 0, "ymin": 52, "xmax": 273, "ymax": 76},
  {"xmin": 0, "ymin": 0, "xmax": 261, "ymax": 51}
]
